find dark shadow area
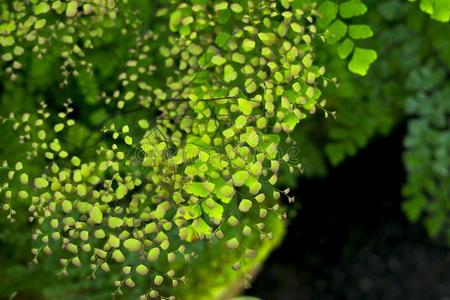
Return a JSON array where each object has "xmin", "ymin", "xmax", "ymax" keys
[{"xmin": 248, "ymin": 125, "xmax": 450, "ymax": 300}]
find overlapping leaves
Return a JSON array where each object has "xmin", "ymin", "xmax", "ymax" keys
[
  {"xmin": 409, "ymin": 0, "xmax": 450, "ymax": 22},
  {"xmin": 0, "ymin": 1, "xmax": 336, "ymax": 298},
  {"xmin": 316, "ymin": 0, "xmax": 377, "ymax": 75}
]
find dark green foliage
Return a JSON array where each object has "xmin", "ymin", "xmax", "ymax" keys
[{"xmin": 288, "ymin": 0, "xmax": 450, "ymax": 244}]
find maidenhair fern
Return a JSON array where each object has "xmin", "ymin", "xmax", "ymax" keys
[
  {"xmin": 316, "ymin": 0, "xmax": 377, "ymax": 75},
  {"xmin": 4, "ymin": 0, "xmax": 448, "ymax": 299},
  {"xmin": 0, "ymin": 1, "xmax": 378, "ymax": 299},
  {"xmin": 402, "ymin": 66, "xmax": 450, "ymax": 241}
]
